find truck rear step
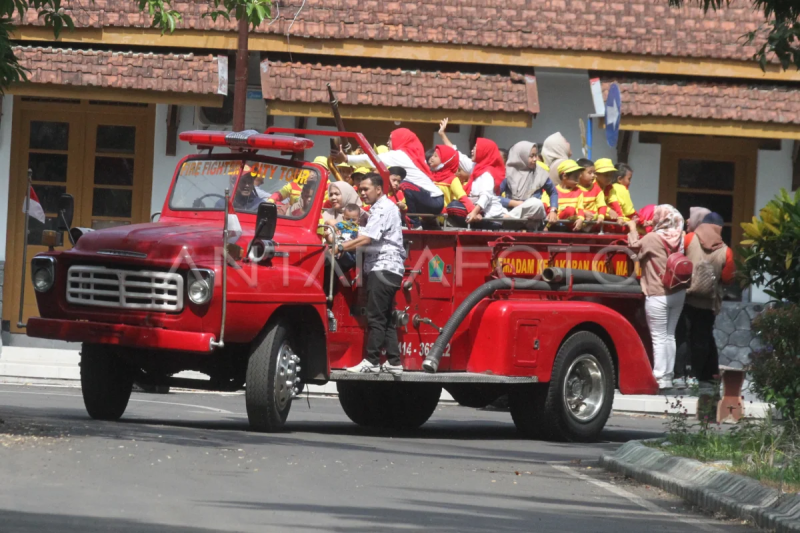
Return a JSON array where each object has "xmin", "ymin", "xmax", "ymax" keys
[{"xmin": 329, "ymin": 370, "xmax": 538, "ymax": 384}]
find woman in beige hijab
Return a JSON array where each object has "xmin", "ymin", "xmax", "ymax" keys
[
  {"xmin": 541, "ymin": 132, "xmax": 572, "ymax": 185},
  {"xmin": 322, "ymin": 181, "xmax": 367, "ymax": 225}
]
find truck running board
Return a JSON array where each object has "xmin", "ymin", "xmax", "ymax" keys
[{"xmin": 329, "ymin": 370, "xmax": 538, "ymax": 384}]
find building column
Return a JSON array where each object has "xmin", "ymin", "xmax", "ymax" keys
[{"xmin": 0, "ymin": 95, "xmax": 14, "ymax": 353}]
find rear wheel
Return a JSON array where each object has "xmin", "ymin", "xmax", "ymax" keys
[
  {"xmin": 510, "ymin": 331, "xmax": 614, "ymax": 442},
  {"xmin": 246, "ymin": 320, "xmax": 301, "ymax": 432},
  {"xmin": 80, "ymin": 344, "xmax": 134, "ymax": 421},
  {"xmin": 337, "ymin": 382, "xmax": 441, "ymax": 430}
]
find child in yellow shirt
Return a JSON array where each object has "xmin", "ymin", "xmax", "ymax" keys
[
  {"xmin": 555, "ymin": 160, "xmax": 585, "ymax": 221},
  {"xmin": 611, "ymin": 162, "xmax": 637, "ymax": 222},
  {"xmin": 574, "ymin": 158, "xmax": 607, "ymax": 229},
  {"xmin": 593, "ymin": 158, "xmax": 623, "ymax": 221}
]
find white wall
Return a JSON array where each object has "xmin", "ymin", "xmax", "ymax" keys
[
  {"xmin": 484, "ymin": 68, "xmax": 615, "ymax": 164},
  {"xmin": 0, "ymin": 96, "xmax": 13, "ymax": 262},
  {"xmin": 755, "ymin": 140, "xmax": 793, "ymax": 214},
  {"xmin": 627, "ymin": 133, "xmax": 661, "ymax": 208},
  {"xmin": 441, "ymin": 124, "xmax": 472, "ymax": 153},
  {"xmin": 301, "ymin": 117, "xmax": 338, "ymax": 163},
  {"xmin": 151, "ymin": 104, "xmax": 197, "ymax": 216},
  {"xmin": 750, "ymin": 140, "xmax": 794, "ymax": 303}
]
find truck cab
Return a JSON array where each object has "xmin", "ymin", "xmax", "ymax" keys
[{"xmin": 26, "ymin": 128, "xmax": 657, "ymax": 442}]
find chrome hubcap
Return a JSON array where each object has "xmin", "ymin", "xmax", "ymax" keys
[
  {"xmin": 275, "ymin": 343, "xmax": 301, "ymax": 410},
  {"xmin": 563, "ymin": 354, "xmax": 605, "ymax": 422}
]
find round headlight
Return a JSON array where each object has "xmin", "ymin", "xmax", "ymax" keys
[
  {"xmin": 33, "ymin": 267, "xmax": 54, "ymax": 293},
  {"xmin": 188, "ymin": 278, "xmax": 212, "ymax": 305}
]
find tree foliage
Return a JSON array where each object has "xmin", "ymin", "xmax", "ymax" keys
[
  {"xmin": 0, "ymin": 0, "xmax": 271, "ymax": 93},
  {"xmin": 668, "ymin": 0, "xmax": 800, "ymax": 70},
  {"xmin": 737, "ymin": 188, "xmax": 800, "ymax": 302},
  {"xmin": 750, "ymin": 304, "xmax": 800, "ymax": 422}
]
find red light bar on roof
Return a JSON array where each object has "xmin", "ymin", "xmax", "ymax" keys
[{"xmin": 179, "ymin": 130, "xmax": 314, "ymax": 152}]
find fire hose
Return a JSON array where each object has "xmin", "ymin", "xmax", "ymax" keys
[{"xmin": 422, "ymin": 272, "xmax": 641, "ymax": 373}]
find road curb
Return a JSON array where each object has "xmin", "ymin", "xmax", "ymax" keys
[{"xmin": 601, "ymin": 441, "xmax": 800, "ymax": 532}]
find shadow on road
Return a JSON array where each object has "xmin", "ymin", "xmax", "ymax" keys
[
  {"xmin": 0, "ymin": 400, "xmax": 664, "ymax": 467},
  {"xmin": 0, "ymin": 509, "xmax": 242, "ymax": 533},
  {"xmin": 196, "ymin": 496, "xmax": 691, "ymax": 533}
]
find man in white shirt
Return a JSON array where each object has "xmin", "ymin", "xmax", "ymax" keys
[{"xmin": 337, "ymin": 173, "xmax": 406, "ymax": 375}]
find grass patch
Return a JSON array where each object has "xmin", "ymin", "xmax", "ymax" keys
[{"xmin": 646, "ymin": 396, "xmax": 800, "ymax": 494}]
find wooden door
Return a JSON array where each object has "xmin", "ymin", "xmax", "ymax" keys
[
  {"xmin": 658, "ymin": 136, "xmax": 757, "ymax": 249},
  {"xmin": 80, "ymin": 112, "xmax": 154, "ymax": 231},
  {"xmin": 3, "ymin": 99, "xmax": 155, "ymax": 332}
]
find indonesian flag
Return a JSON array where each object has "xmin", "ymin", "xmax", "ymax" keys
[{"xmin": 22, "ymin": 186, "xmax": 46, "ymax": 224}]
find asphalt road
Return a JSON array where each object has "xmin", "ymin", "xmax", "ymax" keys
[{"xmin": 0, "ymin": 385, "xmax": 755, "ymax": 533}]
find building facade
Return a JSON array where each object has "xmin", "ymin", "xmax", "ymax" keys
[{"xmin": 2, "ymin": 0, "xmax": 798, "ymax": 360}]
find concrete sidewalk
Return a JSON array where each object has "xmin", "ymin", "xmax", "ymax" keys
[{"xmin": 0, "ymin": 345, "xmax": 774, "ymax": 417}]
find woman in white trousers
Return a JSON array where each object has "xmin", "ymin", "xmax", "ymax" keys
[{"xmin": 627, "ymin": 205, "xmax": 687, "ymax": 389}]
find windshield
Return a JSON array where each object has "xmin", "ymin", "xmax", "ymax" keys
[{"xmin": 169, "ymin": 159, "xmax": 322, "ymax": 219}]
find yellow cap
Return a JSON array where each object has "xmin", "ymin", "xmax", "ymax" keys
[
  {"xmin": 352, "ymin": 166, "xmax": 371, "ymax": 175},
  {"xmin": 536, "ymin": 160, "xmax": 550, "ymax": 172},
  {"xmin": 594, "ymin": 158, "xmax": 617, "ymax": 174},
  {"xmin": 336, "ymin": 162, "xmax": 353, "ymax": 168},
  {"xmin": 557, "ymin": 159, "xmax": 584, "ymax": 175},
  {"xmin": 313, "ymin": 156, "xmax": 328, "ymax": 166},
  {"xmin": 375, "ymin": 145, "xmax": 389, "ymax": 154}
]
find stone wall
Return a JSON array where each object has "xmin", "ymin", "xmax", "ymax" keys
[
  {"xmin": 714, "ymin": 302, "xmax": 765, "ymax": 402},
  {"xmin": 714, "ymin": 303, "xmax": 764, "ymax": 369}
]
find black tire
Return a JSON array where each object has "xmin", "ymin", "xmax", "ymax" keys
[
  {"xmin": 80, "ymin": 344, "xmax": 134, "ymax": 421},
  {"xmin": 246, "ymin": 320, "xmax": 300, "ymax": 432},
  {"xmin": 508, "ymin": 385, "xmax": 548, "ymax": 439},
  {"xmin": 388, "ymin": 383, "xmax": 441, "ymax": 429},
  {"xmin": 337, "ymin": 382, "xmax": 441, "ymax": 430},
  {"xmin": 510, "ymin": 331, "xmax": 615, "ymax": 442},
  {"xmin": 337, "ymin": 382, "xmax": 385, "ymax": 427},
  {"xmin": 445, "ymin": 384, "xmax": 502, "ymax": 409}
]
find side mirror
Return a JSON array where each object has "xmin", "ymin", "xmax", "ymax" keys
[
  {"xmin": 56, "ymin": 194, "xmax": 74, "ymax": 231},
  {"xmin": 70, "ymin": 227, "xmax": 94, "ymax": 244},
  {"xmin": 254, "ymin": 202, "xmax": 278, "ymax": 241}
]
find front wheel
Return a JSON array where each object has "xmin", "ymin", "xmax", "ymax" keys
[
  {"xmin": 246, "ymin": 320, "xmax": 301, "ymax": 432},
  {"xmin": 510, "ymin": 331, "xmax": 615, "ymax": 442},
  {"xmin": 80, "ymin": 344, "xmax": 134, "ymax": 421}
]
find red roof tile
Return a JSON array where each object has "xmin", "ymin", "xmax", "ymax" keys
[
  {"xmin": 14, "ymin": 46, "xmax": 225, "ymax": 94},
  {"xmin": 21, "ymin": 0, "xmax": 766, "ymax": 63},
  {"xmin": 262, "ymin": 61, "xmax": 536, "ymax": 114},
  {"xmin": 600, "ymin": 76, "xmax": 800, "ymax": 125}
]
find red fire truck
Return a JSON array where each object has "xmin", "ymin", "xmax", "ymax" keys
[{"xmin": 25, "ymin": 128, "xmax": 657, "ymax": 442}]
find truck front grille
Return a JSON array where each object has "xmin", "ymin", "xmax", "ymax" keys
[{"xmin": 66, "ymin": 265, "xmax": 184, "ymax": 312}]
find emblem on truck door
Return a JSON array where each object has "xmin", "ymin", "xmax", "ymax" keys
[{"xmin": 428, "ymin": 255, "xmax": 444, "ymax": 283}]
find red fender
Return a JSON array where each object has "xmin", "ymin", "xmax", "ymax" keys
[{"xmin": 462, "ymin": 300, "xmax": 658, "ymax": 395}]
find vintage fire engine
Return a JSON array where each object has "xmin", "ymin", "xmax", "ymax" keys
[{"xmin": 26, "ymin": 128, "xmax": 657, "ymax": 442}]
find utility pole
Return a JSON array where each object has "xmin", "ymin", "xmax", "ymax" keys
[{"xmin": 233, "ymin": 15, "xmax": 249, "ymax": 132}]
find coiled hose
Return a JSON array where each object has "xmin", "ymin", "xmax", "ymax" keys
[
  {"xmin": 421, "ymin": 276, "xmax": 642, "ymax": 373},
  {"xmin": 542, "ymin": 267, "xmax": 635, "ymax": 285}
]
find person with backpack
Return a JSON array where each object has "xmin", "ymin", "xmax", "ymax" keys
[
  {"xmin": 626, "ymin": 205, "xmax": 692, "ymax": 389},
  {"xmin": 679, "ymin": 212, "xmax": 735, "ymax": 389}
]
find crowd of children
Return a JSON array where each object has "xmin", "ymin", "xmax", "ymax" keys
[{"xmin": 316, "ymin": 119, "xmax": 651, "ymax": 234}]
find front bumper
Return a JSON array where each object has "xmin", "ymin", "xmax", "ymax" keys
[{"xmin": 27, "ymin": 318, "xmax": 216, "ymax": 353}]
